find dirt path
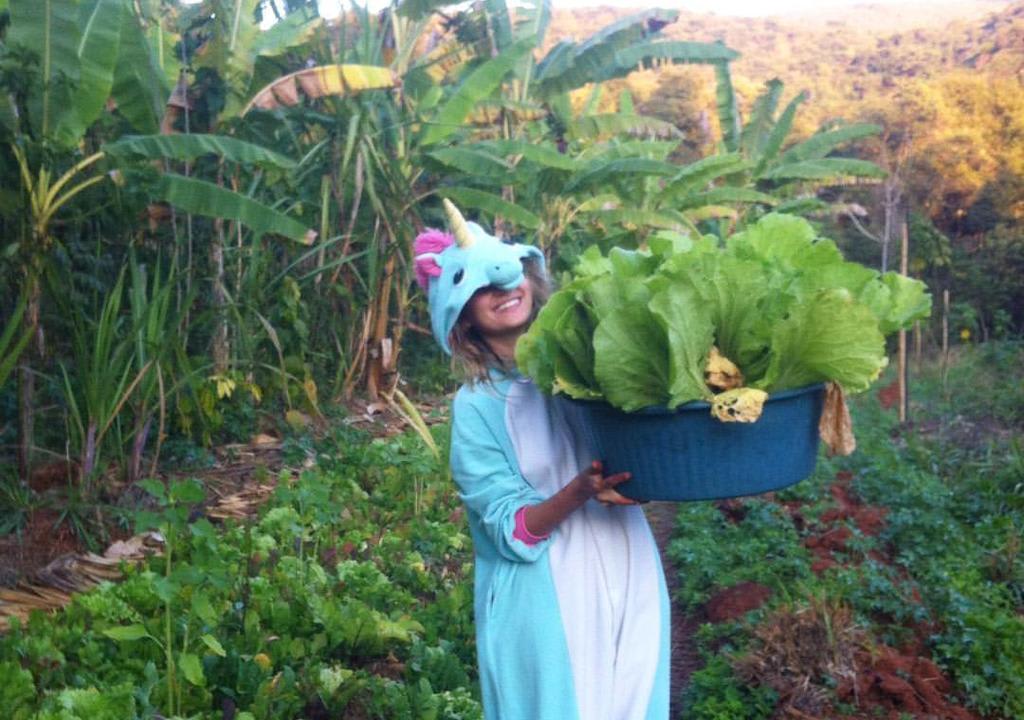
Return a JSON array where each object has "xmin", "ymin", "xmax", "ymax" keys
[{"xmin": 645, "ymin": 501, "xmax": 702, "ymax": 717}]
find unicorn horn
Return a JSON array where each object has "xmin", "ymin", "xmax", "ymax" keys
[{"xmin": 443, "ymin": 198, "xmax": 474, "ymax": 249}]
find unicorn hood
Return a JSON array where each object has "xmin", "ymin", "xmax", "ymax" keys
[{"xmin": 414, "ymin": 200, "xmax": 545, "ymax": 355}]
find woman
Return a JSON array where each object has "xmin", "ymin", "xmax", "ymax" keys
[{"xmin": 413, "ymin": 200, "xmax": 669, "ymax": 720}]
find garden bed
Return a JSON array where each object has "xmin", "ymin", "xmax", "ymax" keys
[{"xmin": 668, "ymin": 342, "xmax": 1024, "ymax": 719}]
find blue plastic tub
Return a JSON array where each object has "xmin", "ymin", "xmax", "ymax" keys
[{"xmin": 562, "ymin": 384, "xmax": 826, "ymax": 502}]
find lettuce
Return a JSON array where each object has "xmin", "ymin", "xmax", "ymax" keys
[
  {"xmin": 756, "ymin": 289, "xmax": 888, "ymax": 393},
  {"xmin": 648, "ymin": 282, "xmax": 715, "ymax": 408},
  {"xmin": 593, "ymin": 276, "xmax": 672, "ymax": 412},
  {"xmin": 516, "ymin": 213, "xmax": 932, "ymax": 412}
]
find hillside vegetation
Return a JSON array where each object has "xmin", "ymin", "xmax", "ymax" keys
[{"xmin": 551, "ymin": 1, "xmax": 1024, "ymax": 226}]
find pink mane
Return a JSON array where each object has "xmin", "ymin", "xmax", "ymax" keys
[{"xmin": 413, "ymin": 229, "xmax": 454, "ymax": 289}]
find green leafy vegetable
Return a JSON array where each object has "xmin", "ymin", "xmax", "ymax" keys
[{"xmin": 516, "ymin": 213, "xmax": 931, "ymax": 411}]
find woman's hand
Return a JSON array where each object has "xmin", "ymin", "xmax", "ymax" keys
[
  {"xmin": 574, "ymin": 460, "xmax": 638, "ymax": 506},
  {"xmin": 521, "ymin": 461, "xmax": 637, "ymax": 538}
]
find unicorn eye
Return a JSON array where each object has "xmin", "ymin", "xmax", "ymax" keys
[{"xmin": 453, "ymin": 269, "xmax": 465, "ymax": 285}]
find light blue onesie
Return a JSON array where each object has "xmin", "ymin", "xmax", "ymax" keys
[{"xmin": 450, "ymin": 373, "xmax": 670, "ymax": 720}]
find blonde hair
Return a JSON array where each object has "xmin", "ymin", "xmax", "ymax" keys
[{"xmin": 448, "ymin": 259, "xmax": 551, "ymax": 386}]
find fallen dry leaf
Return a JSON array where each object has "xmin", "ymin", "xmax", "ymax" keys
[{"xmin": 250, "ymin": 433, "xmax": 280, "ymax": 448}]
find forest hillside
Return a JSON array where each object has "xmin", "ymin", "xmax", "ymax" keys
[{"xmin": 551, "ymin": 1, "xmax": 1024, "ymax": 235}]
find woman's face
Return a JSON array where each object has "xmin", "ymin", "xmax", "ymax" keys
[{"xmin": 462, "ymin": 278, "xmax": 535, "ymax": 348}]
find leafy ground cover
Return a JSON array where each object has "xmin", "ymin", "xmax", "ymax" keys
[
  {"xmin": 668, "ymin": 340, "xmax": 1024, "ymax": 719},
  {"xmin": 0, "ymin": 425, "xmax": 484, "ymax": 720},
  {"xmin": 1, "ymin": 342, "xmax": 1020, "ymax": 720}
]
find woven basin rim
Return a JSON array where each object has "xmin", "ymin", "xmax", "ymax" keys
[{"xmin": 564, "ymin": 382, "xmax": 826, "ymax": 416}]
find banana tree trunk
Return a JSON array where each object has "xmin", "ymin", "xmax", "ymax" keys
[
  {"xmin": 211, "ymin": 218, "xmax": 229, "ymax": 373},
  {"xmin": 365, "ymin": 253, "xmax": 397, "ymax": 400},
  {"xmin": 211, "ymin": 166, "xmax": 230, "ymax": 373}
]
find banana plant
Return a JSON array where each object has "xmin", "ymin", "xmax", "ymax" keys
[
  {"xmin": 422, "ymin": 5, "xmax": 745, "ymax": 246},
  {"xmin": 713, "ymin": 65, "xmax": 886, "ymax": 203},
  {"xmin": 103, "ymin": 133, "xmax": 316, "ymax": 243},
  {"xmin": 138, "ymin": 0, "xmax": 326, "ymax": 373}
]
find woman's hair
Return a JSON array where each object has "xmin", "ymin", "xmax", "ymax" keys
[{"xmin": 448, "ymin": 258, "xmax": 551, "ymax": 386}]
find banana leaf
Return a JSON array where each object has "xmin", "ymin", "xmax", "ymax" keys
[
  {"xmin": 484, "ymin": 0, "xmax": 513, "ymax": 52},
  {"xmin": 489, "ymin": 140, "xmax": 579, "ymax": 171},
  {"xmin": 755, "ymin": 91, "xmax": 807, "ymax": 169},
  {"xmin": 244, "ymin": 65, "xmax": 397, "ymax": 114},
  {"xmin": 112, "ymin": 6, "xmax": 168, "ymax": 134},
  {"xmin": 440, "ymin": 187, "xmax": 541, "ymax": 229},
  {"xmin": 8, "ymin": 0, "xmax": 82, "ymax": 139},
  {"xmin": 714, "ymin": 61, "xmax": 741, "ymax": 153},
  {"xmin": 427, "ymin": 147, "xmax": 513, "ymax": 178},
  {"xmin": 565, "ymin": 158, "xmax": 676, "ymax": 193},
  {"xmin": 579, "ymin": 140, "xmax": 680, "ymax": 162},
  {"xmin": 761, "ymin": 158, "xmax": 886, "ymax": 182},
  {"xmin": 774, "ymin": 197, "xmax": 832, "ymax": 216},
  {"xmin": 104, "ymin": 134, "xmax": 297, "ymax": 171},
  {"xmin": 54, "ymin": 0, "xmax": 124, "ymax": 146},
  {"xmin": 740, "ymin": 79, "xmax": 784, "ymax": 157},
  {"xmin": 534, "ymin": 9, "xmax": 681, "ymax": 97},
  {"xmin": 673, "ymin": 187, "xmax": 777, "ymax": 210},
  {"xmin": 661, "ymin": 153, "xmax": 751, "ymax": 198},
  {"xmin": 566, "ymin": 114, "xmax": 680, "ymax": 141},
  {"xmin": 514, "ymin": 0, "xmax": 552, "ymax": 54},
  {"xmin": 155, "ymin": 175, "xmax": 315, "ymax": 244},
  {"xmin": 778, "ymin": 123, "xmax": 882, "ymax": 164},
  {"xmin": 420, "ymin": 39, "xmax": 534, "ymax": 146},
  {"xmin": 612, "ymin": 40, "xmax": 738, "ymax": 71},
  {"xmin": 573, "ymin": 9, "xmax": 677, "ymax": 57}
]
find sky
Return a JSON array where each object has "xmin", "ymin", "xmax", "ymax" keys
[{"xmin": 314, "ymin": 0, "xmax": 921, "ymax": 18}]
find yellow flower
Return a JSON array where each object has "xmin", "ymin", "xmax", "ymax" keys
[
  {"xmin": 960, "ymin": 328, "xmax": 971, "ymax": 342},
  {"xmin": 253, "ymin": 653, "xmax": 272, "ymax": 671}
]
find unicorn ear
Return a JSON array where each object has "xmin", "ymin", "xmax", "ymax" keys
[{"xmin": 414, "ymin": 252, "xmax": 444, "ymax": 289}]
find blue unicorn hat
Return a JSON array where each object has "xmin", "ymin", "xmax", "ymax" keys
[{"xmin": 414, "ymin": 199, "xmax": 545, "ymax": 355}]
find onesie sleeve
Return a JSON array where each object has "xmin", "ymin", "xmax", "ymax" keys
[{"xmin": 450, "ymin": 390, "xmax": 551, "ymax": 563}]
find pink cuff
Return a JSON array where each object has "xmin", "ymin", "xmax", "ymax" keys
[{"xmin": 513, "ymin": 506, "xmax": 550, "ymax": 546}]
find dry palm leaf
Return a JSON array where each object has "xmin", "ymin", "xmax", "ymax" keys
[
  {"xmin": 0, "ymin": 467, "xmax": 285, "ymax": 632},
  {"xmin": 243, "ymin": 65, "xmax": 399, "ymax": 115},
  {"xmin": 422, "ymin": 42, "xmax": 476, "ymax": 82}
]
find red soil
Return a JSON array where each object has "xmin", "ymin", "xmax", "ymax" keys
[
  {"xmin": 838, "ymin": 645, "xmax": 982, "ymax": 720},
  {"xmin": 877, "ymin": 379, "xmax": 901, "ymax": 410},
  {"xmin": 705, "ymin": 581, "xmax": 773, "ymax": 623},
  {"xmin": 0, "ymin": 508, "xmax": 84, "ymax": 585}
]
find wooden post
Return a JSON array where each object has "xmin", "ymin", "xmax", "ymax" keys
[
  {"xmin": 941, "ymin": 289, "xmax": 951, "ymax": 400},
  {"xmin": 942, "ymin": 289, "xmax": 950, "ymax": 364},
  {"xmin": 898, "ymin": 218, "xmax": 909, "ymax": 424}
]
